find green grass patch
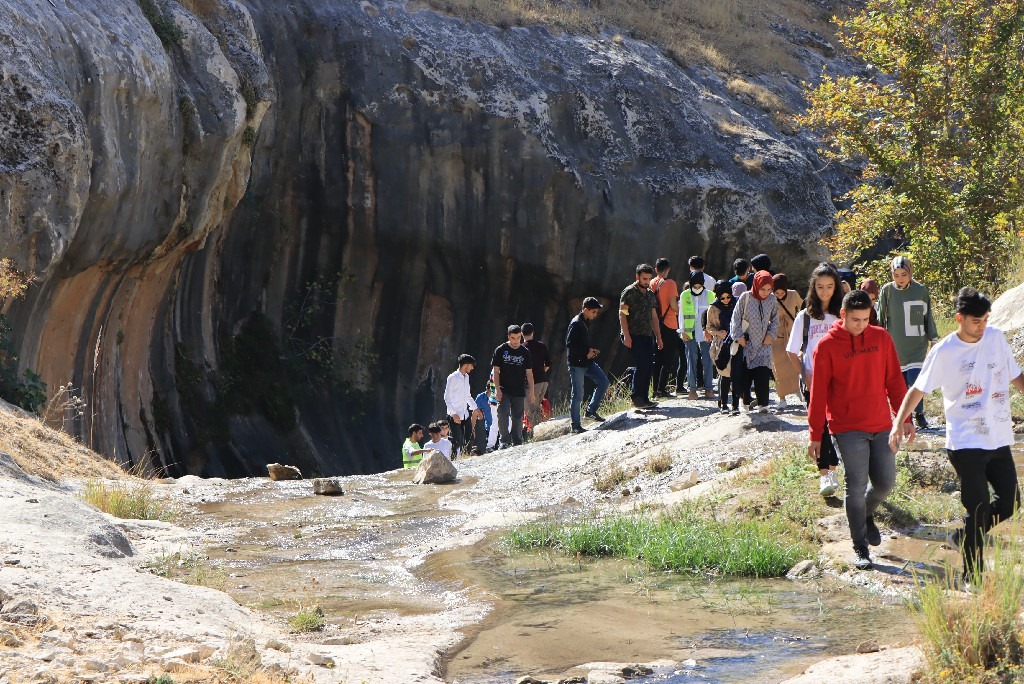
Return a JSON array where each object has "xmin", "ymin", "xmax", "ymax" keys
[
  {"xmin": 81, "ymin": 479, "xmax": 171, "ymax": 521},
  {"xmin": 736, "ymin": 448, "xmax": 832, "ymax": 541},
  {"xmin": 915, "ymin": 524, "xmax": 1024, "ymax": 683},
  {"xmin": 504, "ymin": 504, "xmax": 810, "ymax": 578},
  {"xmin": 288, "ymin": 605, "xmax": 326, "ymax": 632},
  {"xmin": 879, "ymin": 452, "xmax": 961, "ymax": 528}
]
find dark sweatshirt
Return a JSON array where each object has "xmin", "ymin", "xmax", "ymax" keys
[{"xmin": 565, "ymin": 313, "xmax": 593, "ymax": 368}]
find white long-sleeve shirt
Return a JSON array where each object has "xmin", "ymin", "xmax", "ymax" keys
[{"xmin": 444, "ymin": 369, "xmax": 475, "ymax": 419}]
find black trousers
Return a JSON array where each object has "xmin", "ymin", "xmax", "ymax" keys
[
  {"xmin": 653, "ymin": 324, "xmax": 679, "ymax": 394},
  {"xmin": 948, "ymin": 446, "xmax": 1020, "ymax": 575},
  {"xmin": 804, "ymin": 389, "xmax": 838, "ymax": 470},
  {"xmin": 448, "ymin": 418, "xmax": 468, "ymax": 458}
]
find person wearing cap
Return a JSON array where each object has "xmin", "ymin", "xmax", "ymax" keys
[
  {"xmin": 619, "ymin": 264, "xmax": 664, "ymax": 408},
  {"xmin": 566, "ymin": 298, "xmax": 610, "ymax": 433},
  {"xmin": 679, "ymin": 270, "xmax": 715, "ymax": 400},
  {"xmin": 444, "ymin": 353, "xmax": 482, "ymax": 459},
  {"xmin": 771, "ymin": 273, "xmax": 803, "ymax": 411},
  {"xmin": 521, "ymin": 323, "xmax": 551, "ymax": 429},
  {"xmin": 491, "ymin": 325, "xmax": 535, "ymax": 448},
  {"xmin": 878, "ymin": 256, "xmax": 939, "ymax": 429},
  {"xmin": 730, "ymin": 271, "xmax": 779, "ymax": 412}
]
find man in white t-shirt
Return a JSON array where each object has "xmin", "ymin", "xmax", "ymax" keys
[
  {"xmin": 425, "ymin": 423, "xmax": 453, "ymax": 460},
  {"xmin": 891, "ymin": 287, "xmax": 1024, "ymax": 580}
]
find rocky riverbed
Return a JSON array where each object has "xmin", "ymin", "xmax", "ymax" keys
[{"xmin": 0, "ymin": 395, "xmax": 948, "ymax": 683}]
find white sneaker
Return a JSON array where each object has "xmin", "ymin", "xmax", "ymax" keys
[
  {"xmin": 819, "ymin": 471, "xmax": 839, "ymax": 497},
  {"xmin": 776, "ymin": 398, "xmax": 788, "ymax": 411}
]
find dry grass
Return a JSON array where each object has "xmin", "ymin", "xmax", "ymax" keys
[
  {"xmin": 594, "ymin": 462, "xmax": 639, "ymax": 493},
  {"xmin": 421, "ymin": 0, "xmax": 834, "ymax": 75},
  {"xmin": 644, "ymin": 449, "xmax": 673, "ymax": 474},
  {"xmin": 734, "ymin": 154, "xmax": 764, "ymax": 175},
  {"xmin": 81, "ymin": 479, "xmax": 172, "ymax": 520},
  {"xmin": 0, "ymin": 400, "xmax": 125, "ymax": 481}
]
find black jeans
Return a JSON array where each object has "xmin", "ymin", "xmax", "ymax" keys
[
  {"xmin": 731, "ymin": 346, "xmax": 752, "ymax": 407},
  {"xmin": 653, "ymin": 324, "xmax": 679, "ymax": 394},
  {"xmin": 719, "ymin": 376, "xmax": 738, "ymax": 410},
  {"xmin": 804, "ymin": 389, "xmax": 838, "ymax": 470},
  {"xmin": 741, "ymin": 364, "xmax": 770, "ymax": 407},
  {"xmin": 448, "ymin": 418, "xmax": 468, "ymax": 458},
  {"xmin": 497, "ymin": 394, "xmax": 526, "ymax": 447},
  {"xmin": 948, "ymin": 446, "xmax": 1020, "ymax": 575},
  {"xmin": 626, "ymin": 334, "xmax": 656, "ymax": 401}
]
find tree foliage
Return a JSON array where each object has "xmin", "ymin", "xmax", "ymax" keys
[{"xmin": 800, "ymin": 0, "xmax": 1024, "ymax": 299}]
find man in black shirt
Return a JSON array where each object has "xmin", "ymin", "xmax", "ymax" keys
[
  {"xmin": 491, "ymin": 325, "xmax": 535, "ymax": 448},
  {"xmin": 522, "ymin": 322, "xmax": 551, "ymax": 429},
  {"xmin": 567, "ymin": 297, "xmax": 610, "ymax": 434}
]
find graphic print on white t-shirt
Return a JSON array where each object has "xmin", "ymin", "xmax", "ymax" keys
[
  {"xmin": 785, "ymin": 311, "xmax": 839, "ymax": 377},
  {"xmin": 913, "ymin": 326, "xmax": 1021, "ymax": 450}
]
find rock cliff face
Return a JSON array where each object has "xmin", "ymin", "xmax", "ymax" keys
[{"xmin": 0, "ymin": 0, "xmax": 843, "ymax": 476}]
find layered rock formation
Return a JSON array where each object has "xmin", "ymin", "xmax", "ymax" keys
[{"xmin": 0, "ymin": 0, "xmax": 843, "ymax": 476}]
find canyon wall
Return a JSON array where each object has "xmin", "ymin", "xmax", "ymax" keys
[{"xmin": 0, "ymin": 0, "xmax": 841, "ymax": 476}]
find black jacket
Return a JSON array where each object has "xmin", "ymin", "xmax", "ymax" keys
[{"xmin": 565, "ymin": 313, "xmax": 592, "ymax": 367}]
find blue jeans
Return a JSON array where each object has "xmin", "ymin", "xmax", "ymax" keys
[
  {"xmin": 685, "ymin": 338, "xmax": 714, "ymax": 391},
  {"xmin": 626, "ymin": 334, "xmax": 656, "ymax": 400},
  {"xmin": 902, "ymin": 368, "xmax": 924, "ymax": 416},
  {"xmin": 569, "ymin": 363, "xmax": 610, "ymax": 428}
]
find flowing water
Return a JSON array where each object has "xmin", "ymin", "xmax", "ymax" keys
[{"xmin": 173, "ymin": 470, "xmax": 919, "ymax": 683}]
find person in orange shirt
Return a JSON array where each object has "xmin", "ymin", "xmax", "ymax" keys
[{"xmin": 651, "ymin": 258, "xmax": 680, "ymax": 398}]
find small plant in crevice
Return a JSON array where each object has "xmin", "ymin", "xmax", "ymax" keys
[
  {"xmin": 80, "ymin": 479, "xmax": 171, "ymax": 521},
  {"xmin": 241, "ymin": 126, "xmax": 257, "ymax": 147},
  {"xmin": 288, "ymin": 605, "xmax": 326, "ymax": 633},
  {"xmin": 137, "ymin": 0, "xmax": 185, "ymax": 49}
]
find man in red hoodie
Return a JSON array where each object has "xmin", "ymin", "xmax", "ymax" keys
[{"xmin": 808, "ymin": 290, "xmax": 915, "ymax": 569}]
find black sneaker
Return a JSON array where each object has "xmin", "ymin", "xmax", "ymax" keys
[
  {"xmin": 641, "ymin": 398, "xmax": 659, "ymax": 408},
  {"xmin": 865, "ymin": 516, "xmax": 882, "ymax": 546},
  {"xmin": 570, "ymin": 425, "xmax": 586, "ymax": 434},
  {"xmin": 585, "ymin": 410, "xmax": 606, "ymax": 422},
  {"xmin": 915, "ymin": 413, "xmax": 929, "ymax": 429},
  {"xmin": 945, "ymin": 528, "xmax": 962, "ymax": 551},
  {"xmin": 853, "ymin": 544, "xmax": 873, "ymax": 570}
]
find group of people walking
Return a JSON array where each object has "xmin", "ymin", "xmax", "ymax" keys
[{"xmin": 402, "ymin": 252, "xmax": 1022, "ymax": 585}]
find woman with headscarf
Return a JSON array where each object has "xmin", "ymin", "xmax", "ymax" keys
[
  {"xmin": 730, "ymin": 271, "xmax": 780, "ymax": 413},
  {"xmin": 771, "ymin": 273, "xmax": 803, "ymax": 411},
  {"xmin": 859, "ymin": 278, "xmax": 880, "ymax": 326}
]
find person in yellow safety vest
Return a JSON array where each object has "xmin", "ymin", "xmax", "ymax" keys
[
  {"xmin": 679, "ymin": 270, "xmax": 716, "ymax": 400},
  {"xmin": 402, "ymin": 423, "xmax": 433, "ymax": 468}
]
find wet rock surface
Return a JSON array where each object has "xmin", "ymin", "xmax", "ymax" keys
[{"xmin": 0, "ymin": 0, "xmax": 856, "ymax": 477}]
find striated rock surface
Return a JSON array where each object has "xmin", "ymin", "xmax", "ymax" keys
[{"xmin": 0, "ymin": 0, "xmax": 849, "ymax": 476}]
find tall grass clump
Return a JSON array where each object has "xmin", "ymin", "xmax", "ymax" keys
[
  {"xmin": 81, "ymin": 479, "xmax": 170, "ymax": 520},
  {"xmin": 916, "ymin": 528, "xmax": 1024, "ymax": 683},
  {"xmin": 504, "ymin": 504, "xmax": 809, "ymax": 578}
]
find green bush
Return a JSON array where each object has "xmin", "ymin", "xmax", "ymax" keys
[{"xmin": 288, "ymin": 605, "xmax": 326, "ymax": 632}]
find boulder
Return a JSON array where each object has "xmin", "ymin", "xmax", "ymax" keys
[
  {"xmin": 267, "ymin": 464, "xmax": 302, "ymax": 481},
  {"xmin": 785, "ymin": 560, "xmax": 821, "ymax": 580},
  {"xmin": 1, "ymin": 597, "xmax": 38, "ymax": 615},
  {"xmin": 990, "ymin": 280, "xmax": 1024, "ymax": 332},
  {"xmin": 716, "ymin": 457, "xmax": 748, "ymax": 471},
  {"xmin": 532, "ymin": 418, "xmax": 572, "ymax": 442},
  {"xmin": 413, "ymin": 451, "xmax": 458, "ymax": 484},
  {"xmin": 780, "ymin": 645, "xmax": 924, "ymax": 683},
  {"xmin": 312, "ymin": 478, "xmax": 343, "ymax": 496},
  {"xmin": 669, "ymin": 471, "xmax": 699, "ymax": 491}
]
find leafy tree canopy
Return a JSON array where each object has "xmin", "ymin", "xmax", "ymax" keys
[{"xmin": 800, "ymin": 0, "xmax": 1024, "ymax": 300}]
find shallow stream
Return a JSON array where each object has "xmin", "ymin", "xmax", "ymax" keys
[{"xmin": 172, "ymin": 467, "xmax": 922, "ymax": 683}]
